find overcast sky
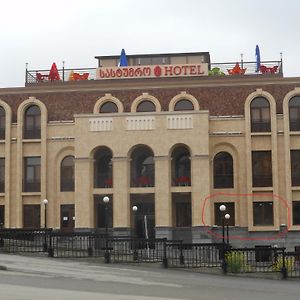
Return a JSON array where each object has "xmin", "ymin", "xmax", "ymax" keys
[{"xmin": 1, "ymin": 0, "xmax": 299, "ymax": 88}]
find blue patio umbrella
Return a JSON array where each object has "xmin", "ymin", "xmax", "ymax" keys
[
  {"xmin": 255, "ymin": 45, "xmax": 261, "ymax": 73},
  {"xmin": 119, "ymin": 48, "xmax": 128, "ymax": 67}
]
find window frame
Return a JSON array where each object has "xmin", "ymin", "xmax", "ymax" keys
[
  {"xmin": 252, "ymin": 151, "xmax": 273, "ymax": 187},
  {"xmin": 250, "ymin": 97, "xmax": 271, "ymax": 133},
  {"xmin": 292, "ymin": 201, "xmax": 300, "ymax": 225},
  {"xmin": 214, "ymin": 202, "xmax": 235, "ymax": 226},
  {"xmin": 60, "ymin": 156, "xmax": 75, "ymax": 192},
  {"xmin": 136, "ymin": 100, "xmax": 156, "ymax": 112},
  {"xmin": 23, "ymin": 157, "xmax": 41, "ymax": 192},
  {"xmin": 99, "ymin": 101, "xmax": 118, "ymax": 113},
  {"xmin": 23, "ymin": 204, "xmax": 40, "ymax": 228},
  {"xmin": 0, "ymin": 107, "xmax": 5, "ymax": 140},
  {"xmin": 175, "ymin": 202, "xmax": 192, "ymax": 227},
  {"xmin": 0, "ymin": 158, "xmax": 5, "ymax": 193},
  {"xmin": 23, "ymin": 105, "xmax": 41, "ymax": 139},
  {"xmin": 253, "ymin": 201, "xmax": 274, "ymax": 226},
  {"xmin": 213, "ymin": 152, "xmax": 234, "ymax": 189},
  {"xmin": 289, "ymin": 96, "xmax": 300, "ymax": 131},
  {"xmin": 174, "ymin": 99, "xmax": 194, "ymax": 111}
]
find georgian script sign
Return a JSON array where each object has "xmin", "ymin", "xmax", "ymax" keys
[{"xmin": 96, "ymin": 63, "xmax": 208, "ymax": 79}]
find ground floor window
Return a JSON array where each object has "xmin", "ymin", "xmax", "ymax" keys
[
  {"xmin": 61, "ymin": 205, "xmax": 75, "ymax": 231},
  {"xmin": 255, "ymin": 245, "xmax": 272, "ymax": 262},
  {"xmin": 131, "ymin": 194, "xmax": 155, "ymax": 239},
  {"xmin": 253, "ymin": 202, "xmax": 274, "ymax": 226},
  {"xmin": 292, "ymin": 201, "xmax": 300, "ymax": 225},
  {"xmin": 23, "ymin": 205, "xmax": 40, "ymax": 228},
  {"xmin": 214, "ymin": 202, "xmax": 235, "ymax": 226},
  {"xmin": 94, "ymin": 195, "xmax": 113, "ymax": 229},
  {"xmin": 172, "ymin": 193, "xmax": 191, "ymax": 227},
  {"xmin": 0, "ymin": 205, "xmax": 4, "ymax": 227}
]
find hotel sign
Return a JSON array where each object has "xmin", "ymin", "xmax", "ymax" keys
[{"xmin": 96, "ymin": 63, "xmax": 208, "ymax": 79}]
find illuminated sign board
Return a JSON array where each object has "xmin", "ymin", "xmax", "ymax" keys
[{"xmin": 96, "ymin": 63, "xmax": 208, "ymax": 79}]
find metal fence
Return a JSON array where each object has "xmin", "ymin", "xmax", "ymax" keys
[
  {"xmin": 0, "ymin": 229, "xmax": 51, "ymax": 253},
  {"xmin": 166, "ymin": 242, "xmax": 224, "ymax": 269},
  {"xmin": 223, "ymin": 247, "xmax": 286, "ymax": 275},
  {"xmin": 25, "ymin": 60, "xmax": 283, "ymax": 85},
  {"xmin": 104, "ymin": 238, "xmax": 166, "ymax": 264},
  {"xmin": 0, "ymin": 229, "xmax": 299, "ymax": 279},
  {"xmin": 48, "ymin": 232, "xmax": 107, "ymax": 258},
  {"xmin": 285, "ymin": 252, "xmax": 300, "ymax": 278}
]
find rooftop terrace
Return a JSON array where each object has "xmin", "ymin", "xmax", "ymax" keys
[{"xmin": 25, "ymin": 52, "xmax": 283, "ymax": 85}]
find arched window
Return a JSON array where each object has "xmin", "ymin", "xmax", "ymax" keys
[
  {"xmin": 100, "ymin": 102, "xmax": 118, "ymax": 113},
  {"xmin": 130, "ymin": 146, "xmax": 154, "ymax": 187},
  {"xmin": 60, "ymin": 156, "xmax": 75, "ymax": 192},
  {"xmin": 174, "ymin": 99, "xmax": 194, "ymax": 111},
  {"xmin": 171, "ymin": 146, "xmax": 191, "ymax": 186},
  {"xmin": 250, "ymin": 97, "xmax": 270, "ymax": 132},
  {"xmin": 24, "ymin": 105, "xmax": 41, "ymax": 139},
  {"xmin": 136, "ymin": 100, "xmax": 156, "ymax": 112},
  {"xmin": 289, "ymin": 96, "xmax": 300, "ymax": 131},
  {"xmin": 94, "ymin": 148, "xmax": 113, "ymax": 188},
  {"xmin": 0, "ymin": 107, "xmax": 5, "ymax": 140},
  {"xmin": 213, "ymin": 152, "xmax": 233, "ymax": 188}
]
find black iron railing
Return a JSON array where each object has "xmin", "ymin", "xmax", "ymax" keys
[
  {"xmin": 166, "ymin": 241, "xmax": 224, "ymax": 268},
  {"xmin": 25, "ymin": 60, "xmax": 283, "ymax": 85},
  {"xmin": 223, "ymin": 247, "xmax": 286, "ymax": 276},
  {"xmin": 0, "ymin": 229, "xmax": 299, "ymax": 279},
  {"xmin": 0, "ymin": 228, "xmax": 52, "ymax": 253}
]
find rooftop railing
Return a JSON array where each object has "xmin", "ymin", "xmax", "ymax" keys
[{"xmin": 25, "ymin": 60, "xmax": 283, "ymax": 85}]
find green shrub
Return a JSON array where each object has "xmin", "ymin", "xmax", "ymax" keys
[
  {"xmin": 226, "ymin": 251, "xmax": 251, "ymax": 273},
  {"xmin": 271, "ymin": 256, "xmax": 294, "ymax": 272}
]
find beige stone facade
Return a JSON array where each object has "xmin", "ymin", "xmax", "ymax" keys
[{"xmin": 0, "ymin": 52, "xmax": 300, "ymax": 248}]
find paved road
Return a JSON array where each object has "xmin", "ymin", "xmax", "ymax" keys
[{"xmin": 0, "ymin": 253, "xmax": 299, "ymax": 300}]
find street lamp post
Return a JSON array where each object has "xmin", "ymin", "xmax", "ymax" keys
[
  {"xmin": 132, "ymin": 206, "xmax": 138, "ymax": 261},
  {"xmin": 132, "ymin": 205, "xmax": 138, "ymax": 236},
  {"xmin": 225, "ymin": 213, "xmax": 230, "ymax": 245},
  {"xmin": 219, "ymin": 204, "xmax": 226, "ymax": 244},
  {"xmin": 103, "ymin": 196, "xmax": 110, "ymax": 263},
  {"xmin": 219, "ymin": 204, "xmax": 227, "ymax": 274},
  {"xmin": 42, "ymin": 199, "xmax": 48, "ymax": 252},
  {"xmin": 103, "ymin": 196, "xmax": 110, "ymax": 237}
]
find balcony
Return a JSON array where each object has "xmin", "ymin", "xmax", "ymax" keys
[{"xmin": 25, "ymin": 60, "xmax": 283, "ymax": 85}]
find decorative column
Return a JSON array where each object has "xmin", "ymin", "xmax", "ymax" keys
[
  {"xmin": 191, "ymin": 155, "xmax": 212, "ymax": 243},
  {"xmin": 74, "ymin": 157, "xmax": 93, "ymax": 229},
  {"xmin": 154, "ymin": 156, "xmax": 172, "ymax": 240},
  {"xmin": 112, "ymin": 157, "xmax": 131, "ymax": 237}
]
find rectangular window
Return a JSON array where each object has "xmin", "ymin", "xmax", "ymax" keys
[
  {"xmin": 290, "ymin": 107, "xmax": 300, "ymax": 131},
  {"xmin": 252, "ymin": 151, "xmax": 272, "ymax": 187},
  {"xmin": 255, "ymin": 245, "xmax": 272, "ymax": 262},
  {"xmin": 0, "ymin": 158, "xmax": 4, "ymax": 193},
  {"xmin": 134, "ymin": 56, "xmax": 170, "ymax": 66},
  {"xmin": 23, "ymin": 205, "xmax": 40, "ymax": 228},
  {"xmin": 253, "ymin": 202, "xmax": 274, "ymax": 226},
  {"xmin": 0, "ymin": 205, "xmax": 4, "ymax": 227},
  {"xmin": 97, "ymin": 202, "xmax": 113, "ymax": 228},
  {"xmin": 23, "ymin": 157, "xmax": 41, "ymax": 192},
  {"xmin": 292, "ymin": 201, "xmax": 300, "ymax": 225},
  {"xmin": 214, "ymin": 202, "xmax": 235, "ymax": 226},
  {"xmin": 291, "ymin": 150, "xmax": 300, "ymax": 186},
  {"xmin": 175, "ymin": 202, "xmax": 191, "ymax": 227},
  {"xmin": 251, "ymin": 107, "xmax": 271, "ymax": 132}
]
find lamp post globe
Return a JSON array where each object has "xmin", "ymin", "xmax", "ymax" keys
[
  {"xmin": 225, "ymin": 213, "xmax": 230, "ymax": 220},
  {"xmin": 219, "ymin": 204, "xmax": 226, "ymax": 212},
  {"xmin": 132, "ymin": 205, "xmax": 138, "ymax": 212},
  {"xmin": 219, "ymin": 204, "xmax": 226, "ymax": 244},
  {"xmin": 43, "ymin": 199, "xmax": 48, "ymax": 205},
  {"xmin": 103, "ymin": 196, "xmax": 109, "ymax": 204}
]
